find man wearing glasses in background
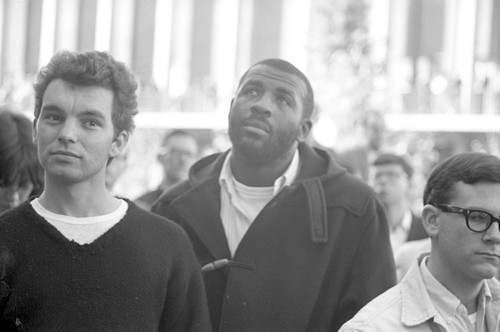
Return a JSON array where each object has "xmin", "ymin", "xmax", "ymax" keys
[
  {"xmin": 370, "ymin": 153, "xmax": 427, "ymax": 252},
  {"xmin": 135, "ymin": 130, "xmax": 199, "ymax": 210},
  {"xmin": 341, "ymin": 152, "xmax": 500, "ymax": 332}
]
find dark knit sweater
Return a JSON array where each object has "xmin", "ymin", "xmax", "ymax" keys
[{"xmin": 0, "ymin": 199, "xmax": 211, "ymax": 331}]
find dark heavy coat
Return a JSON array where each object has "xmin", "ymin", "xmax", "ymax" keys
[{"xmin": 153, "ymin": 143, "xmax": 397, "ymax": 332}]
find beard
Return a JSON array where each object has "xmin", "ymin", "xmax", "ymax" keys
[{"xmin": 228, "ymin": 116, "xmax": 300, "ymax": 166}]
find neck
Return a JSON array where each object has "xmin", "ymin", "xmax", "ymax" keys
[
  {"xmin": 161, "ymin": 176, "xmax": 181, "ymax": 190},
  {"xmin": 39, "ymin": 178, "xmax": 119, "ymax": 217},
  {"xmin": 384, "ymin": 203, "xmax": 407, "ymax": 230},
  {"xmin": 427, "ymin": 254, "xmax": 483, "ymax": 314},
  {"xmin": 230, "ymin": 149, "xmax": 296, "ymax": 187}
]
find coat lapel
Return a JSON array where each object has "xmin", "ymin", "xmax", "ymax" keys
[{"xmin": 173, "ymin": 178, "xmax": 231, "ymax": 260}]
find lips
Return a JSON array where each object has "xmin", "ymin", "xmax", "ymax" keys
[
  {"xmin": 242, "ymin": 119, "xmax": 270, "ymax": 134},
  {"xmin": 52, "ymin": 150, "xmax": 80, "ymax": 158},
  {"xmin": 478, "ymin": 252, "xmax": 500, "ymax": 259}
]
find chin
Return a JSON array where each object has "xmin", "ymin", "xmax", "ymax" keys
[{"xmin": 472, "ymin": 265, "xmax": 499, "ymax": 281}]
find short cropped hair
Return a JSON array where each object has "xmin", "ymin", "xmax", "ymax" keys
[
  {"xmin": 33, "ymin": 50, "xmax": 138, "ymax": 135},
  {"xmin": 0, "ymin": 109, "xmax": 44, "ymax": 196},
  {"xmin": 423, "ymin": 152, "xmax": 500, "ymax": 205},
  {"xmin": 373, "ymin": 153, "xmax": 414, "ymax": 178},
  {"xmin": 162, "ymin": 129, "xmax": 197, "ymax": 148},
  {"xmin": 237, "ymin": 58, "xmax": 314, "ymax": 119}
]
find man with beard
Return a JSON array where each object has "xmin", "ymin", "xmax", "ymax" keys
[{"xmin": 152, "ymin": 58, "xmax": 396, "ymax": 331}]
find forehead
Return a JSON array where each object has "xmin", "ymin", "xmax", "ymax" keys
[
  {"xmin": 450, "ymin": 181, "xmax": 500, "ymax": 207},
  {"xmin": 166, "ymin": 135, "xmax": 198, "ymax": 151},
  {"xmin": 239, "ymin": 64, "xmax": 307, "ymax": 97},
  {"xmin": 42, "ymin": 79, "xmax": 114, "ymax": 114},
  {"xmin": 374, "ymin": 163, "xmax": 403, "ymax": 171}
]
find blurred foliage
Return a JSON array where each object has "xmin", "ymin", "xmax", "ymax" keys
[{"xmin": 309, "ymin": 0, "xmax": 387, "ymax": 149}]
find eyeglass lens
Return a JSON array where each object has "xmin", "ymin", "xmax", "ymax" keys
[{"xmin": 468, "ymin": 210, "xmax": 496, "ymax": 232}]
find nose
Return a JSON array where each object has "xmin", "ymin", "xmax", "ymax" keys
[
  {"xmin": 58, "ymin": 119, "xmax": 78, "ymax": 143},
  {"xmin": 250, "ymin": 92, "xmax": 274, "ymax": 117},
  {"xmin": 484, "ymin": 220, "xmax": 500, "ymax": 244}
]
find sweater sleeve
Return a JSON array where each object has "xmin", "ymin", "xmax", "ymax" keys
[{"xmin": 159, "ymin": 227, "xmax": 211, "ymax": 332}]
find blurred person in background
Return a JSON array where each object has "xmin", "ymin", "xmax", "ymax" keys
[
  {"xmin": 340, "ymin": 152, "xmax": 500, "ymax": 331},
  {"xmin": 0, "ymin": 109, "xmax": 43, "ymax": 214},
  {"xmin": 135, "ymin": 129, "xmax": 199, "ymax": 210},
  {"xmin": 105, "ymin": 147, "xmax": 129, "ymax": 194},
  {"xmin": 153, "ymin": 58, "xmax": 396, "ymax": 331},
  {"xmin": 0, "ymin": 50, "xmax": 209, "ymax": 331},
  {"xmin": 370, "ymin": 153, "xmax": 428, "ymax": 252},
  {"xmin": 394, "ymin": 237, "xmax": 431, "ymax": 281},
  {"xmin": 338, "ymin": 110, "xmax": 386, "ymax": 181}
]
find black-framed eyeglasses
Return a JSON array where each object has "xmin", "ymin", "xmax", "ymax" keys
[{"xmin": 434, "ymin": 204, "xmax": 500, "ymax": 233}]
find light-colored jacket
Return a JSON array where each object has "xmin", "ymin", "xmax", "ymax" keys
[{"xmin": 340, "ymin": 257, "xmax": 500, "ymax": 332}]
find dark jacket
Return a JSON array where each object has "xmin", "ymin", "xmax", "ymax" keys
[{"xmin": 153, "ymin": 143, "xmax": 397, "ymax": 332}]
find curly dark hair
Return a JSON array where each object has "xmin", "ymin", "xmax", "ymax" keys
[
  {"xmin": 33, "ymin": 50, "xmax": 138, "ymax": 135},
  {"xmin": 423, "ymin": 152, "xmax": 500, "ymax": 206}
]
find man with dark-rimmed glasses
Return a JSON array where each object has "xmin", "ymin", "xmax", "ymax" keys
[{"xmin": 341, "ymin": 152, "xmax": 500, "ymax": 332}]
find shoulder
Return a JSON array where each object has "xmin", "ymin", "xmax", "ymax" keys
[
  {"xmin": 300, "ymin": 144, "xmax": 377, "ymax": 213},
  {"xmin": 155, "ymin": 179, "xmax": 194, "ymax": 206},
  {"xmin": 339, "ymin": 285, "xmax": 404, "ymax": 331},
  {"xmin": 321, "ymin": 171, "xmax": 378, "ymax": 216},
  {"xmin": 0, "ymin": 202, "xmax": 42, "ymax": 253},
  {"xmin": 0, "ymin": 202, "xmax": 34, "ymax": 227},
  {"xmin": 124, "ymin": 200, "xmax": 191, "ymax": 243},
  {"xmin": 135, "ymin": 189, "xmax": 163, "ymax": 205},
  {"xmin": 395, "ymin": 239, "xmax": 431, "ymax": 265},
  {"xmin": 154, "ymin": 152, "xmax": 226, "ymax": 205}
]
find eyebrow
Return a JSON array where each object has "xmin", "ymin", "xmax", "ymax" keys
[
  {"xmin": 240, "ymin": 79, "xmax": 263, "ymax": 90},
  {"xmin": 79, "ymin": 109, "xmax": 107, "ymax": 120},
  {"xmin": 241, "ymin": 80, "xmax": 296, "ymax": 98},
  {"xmin": 275, "ymin": 87, "xmax": 296, "ymax": 99},
  {"xmin": 40, "ymin": 104, "xmax": 107, "ymax": 120},
  {"xmin": 40, "ymin": 104, "xmax": 62, "ymax": 113}
]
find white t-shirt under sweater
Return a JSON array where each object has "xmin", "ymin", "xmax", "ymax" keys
[
  {"xmin": 219, "ymin": 149, "xmax": 300, "ymax": 256},
  {"xmin": 30, "ymin": 198, "xmax": 128, "ymax": 245}
]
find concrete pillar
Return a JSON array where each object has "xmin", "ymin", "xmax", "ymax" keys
[
  {"xmin": 78, "ymin": 0, "xmax": 98, "ymax": 51},
  {"xmin": 132, "ymin": 0, "xmax": 156, "ymax": 83}
]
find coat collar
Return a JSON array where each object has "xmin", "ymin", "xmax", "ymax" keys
[
  {"xmin": 186, "ymin": 142, "xmax": 345, "ymax": 187},
  {"xmin": 173, "ymin": 143, "xmax": 340, "ymax": 259}
]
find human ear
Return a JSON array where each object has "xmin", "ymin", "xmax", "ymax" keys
[
  {"xmin": 422, "ymin": 204, "xmax": 440, "ymax": 237},
  {"xmin": 297, "ymin": 119, "xmax": 313, "ymax": 142},
  {"xmin": 109, "ymin": 130, "xmax": 129, "ymax": 158}
]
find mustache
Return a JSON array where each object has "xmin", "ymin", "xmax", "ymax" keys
[{"xmin": 240, "ymin": 118, "xmax": 271, "ymax": 133}]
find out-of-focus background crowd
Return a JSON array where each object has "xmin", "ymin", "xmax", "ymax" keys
[{"xmin": 1, "ymin": 0, "xmax": 499, "ymax": 210}]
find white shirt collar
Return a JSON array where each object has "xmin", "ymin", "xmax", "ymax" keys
[
  {"xmin": 219, "ymin": 149, "xmax": 300, "ymax": 196},
  {"xmin": 420, "ymin": 256, "xmax": 463, "ymax": 318}
]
